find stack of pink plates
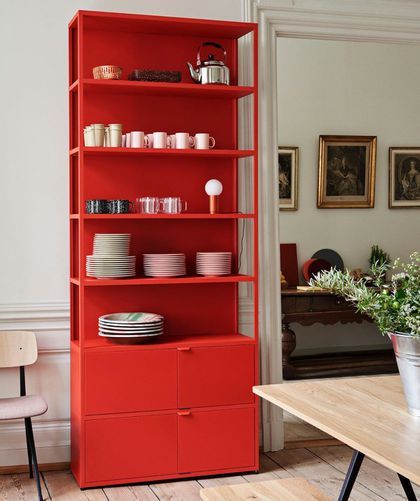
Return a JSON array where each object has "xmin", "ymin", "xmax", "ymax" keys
[
  {"xmin": 143, "ymin": 253, "xmax": 186, "ymax": 277},
  {"xmin": 196, "ymin": 252, "xmax": 232, "ymax": 276}
]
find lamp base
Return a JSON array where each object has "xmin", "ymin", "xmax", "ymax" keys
[{"xmin": 209, "ymin": 195, "xmax": 219, "ymax": 214}]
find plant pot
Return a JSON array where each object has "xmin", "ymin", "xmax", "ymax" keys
[{"xmin": 389, "ymin": 332, "xmax": 420, "ymax": 417}]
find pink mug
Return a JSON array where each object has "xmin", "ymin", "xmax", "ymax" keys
[
  {"xmin": 151, "ymin": 132, "xmax": 170, "ymax": 149},
  {"xmin": 194, "ymin": 133, "xmax": 216, "ymax": 150},
  {"xmin": 175, "ymin": 132, "xmax": 195, "ymax": 149}
]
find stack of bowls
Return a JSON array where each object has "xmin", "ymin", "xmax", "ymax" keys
[{"xmin": 86, "ymin": 234, "xmax": 136, "ymax": 279}]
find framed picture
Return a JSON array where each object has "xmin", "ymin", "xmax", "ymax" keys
[
  {"xmin": 389, "ymin": 148, "xmax": 420, "ymax": 208},
  {"xmin": 317, "ymin": 135, "xmax": 377, "ymax": 208},
  {"xmin": 278, "ymin": 147, "xmax": 298, "ymax": 210}
]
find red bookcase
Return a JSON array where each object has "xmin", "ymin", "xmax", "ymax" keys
[{"xmin": 68, "ymin": 10, "xmax": 258, "ymax": 488}]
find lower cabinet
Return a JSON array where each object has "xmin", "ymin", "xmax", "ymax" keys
[
  {"xmin": 85, "ymin": 413, "xmax": 177, "ymax": 482},
  {"xmin": 178, "ymin": 407, "xmax": 255, "ymax": 473},
  {"xmin": 84, "ymin": 406, "xmax": 255, "ymax": 482}
]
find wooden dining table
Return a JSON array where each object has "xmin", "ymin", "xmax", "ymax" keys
[{"xmin": 253, "ymin": 375, "xmax": 419, "ymax": 501}]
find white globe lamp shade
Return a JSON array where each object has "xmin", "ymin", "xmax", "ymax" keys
[{"xmin": 205, "ymin": 179, "xmax": 223, "ymax": 196}]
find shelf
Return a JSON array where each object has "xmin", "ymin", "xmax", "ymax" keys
[
  {"xmin": 70, "ymin": 146, "xmax": 255, "ymax": 158},
  {"xmin": 80, "ymin": 333, "xmax": 256, "ymax": 351},
  {"xmin": 73, "ymin": 79, "xmax": 254, "ymax": 98},
  {"xmin": 81, "ymin": 11, "xmax": 256, "ymax": 39},
  {"xmin": 71, "ymin": 274, "xmax": 255, "ymax": 286},
  {"xmin": 71, "ymin": 213, "xmax": 255, "ymax": 220}
]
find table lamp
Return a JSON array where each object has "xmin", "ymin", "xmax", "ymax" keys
[{"xmin": 205, "ymin": 179, "xmax": 223, "ymax": 214}]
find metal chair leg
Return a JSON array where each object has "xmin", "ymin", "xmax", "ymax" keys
[
  {"xmin": 398, "ymin": 474, "xmax": 417, "ymax": 501},
  {"xmin": 26, "ymin": 418, "xmax": 43, "ymax": 501},
  {"xmin": 338, "ymin": 450, "xmax": 365, "ymax": 501},
  {"xmin": 24, "ymin": 418, "xmax": 33, "ymax": 478}
]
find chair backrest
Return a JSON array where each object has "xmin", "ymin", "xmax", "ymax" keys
[{"xmin": 0, "ymin": 331, "xmax": 38, "ymax": 368}]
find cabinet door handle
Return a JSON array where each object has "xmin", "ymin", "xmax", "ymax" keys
[
  {"xmin": 177, "ymin": 346, "xmax": 191, "ymax": 351},
  {"xmin": 177, "ymin": 410, "xmax": 191, "ymax": 416}
]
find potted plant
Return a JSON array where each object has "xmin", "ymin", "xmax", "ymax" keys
[{"xmin": 310, "ymin": 252, "xmax": 420, "ymax": 416}]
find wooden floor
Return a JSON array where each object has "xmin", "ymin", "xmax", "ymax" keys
[{"xmin": 1, "ymin": 446, "xmax": 419, "ymax": 500}]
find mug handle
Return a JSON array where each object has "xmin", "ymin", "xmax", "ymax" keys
[
  {"xmin": 189, "ymin": 136, "xmax": 195, "ymax": 148},
  {"xmin": 182, "ymin": 200, "xmax": 188, "ymax": 212},
  {"xmin": 209, "ymin": 136, "xmax": 216, "ymax": 149},
  {"xmin": 144, "ymin": 136, "xmax": 150, "ymax": 148},
  {"xmin": 128, "ymin": 201, "xmax": 134, "ymax": 213}
]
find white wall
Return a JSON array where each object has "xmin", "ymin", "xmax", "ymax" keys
[
  {"xmin": 0, "ymin": 0, "xmax": 243, "ymax": 466},
  {"xmin": 277, "ymin": 37, "xmax": 420, "ymax": 354}
]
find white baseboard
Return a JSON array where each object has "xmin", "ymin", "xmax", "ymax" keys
[{"xmin": 0, "ymin": 419, "xmax": 70, "ymax": 466}]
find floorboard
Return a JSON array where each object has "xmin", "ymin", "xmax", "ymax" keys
[
  {"xmin": 1, "ymin": 447, "xmax": 417, "ymax": 500},
  {"xmin": 309, "ymin": 445, "xmax": 420, "ymax": 500},
  {"xmin": 267, "ymin": 448, "xmax": 385, "ymax": 500},
  {"xmin": 0, "ymin": 472, "xmax": 50, "ymax": 500}
]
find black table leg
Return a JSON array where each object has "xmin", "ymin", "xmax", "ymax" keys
[
  {"xmin": 398, "ymin": 474, "xmax": 417, "ymax": 501},
  {"xmin": 338, "ymin": 450, "xmax": 365, "ymax": 501}
]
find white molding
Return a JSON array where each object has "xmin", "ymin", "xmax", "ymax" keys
[
  {"xmin": 0, "ymin": 419, "xmax": 70, "ymax": 466},
  {"xmin": 244, "ymin": 0, "xmax": 420, "ymax": 452}
]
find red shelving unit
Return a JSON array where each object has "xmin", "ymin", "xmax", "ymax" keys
[{"xmin": 69, "ymin": 10, "xmax": 258, "ymax": 488}]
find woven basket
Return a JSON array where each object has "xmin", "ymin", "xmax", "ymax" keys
[{"xmin": 92, "ymin": 65, "xmax": 122, "ymax": 80}]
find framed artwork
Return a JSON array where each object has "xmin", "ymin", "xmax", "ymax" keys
[
  {"xmin": 389, "ymin": 148, "xmax": 420, "ymax": 208},
  {"xmin": 278, "ymin": 146, "xmax": 298, "ymax": 210},
  {"xmin": 317, "ymin": 135, "xmax": 377, "ymax": 208}
]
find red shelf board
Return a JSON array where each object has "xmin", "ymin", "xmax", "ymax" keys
[
  {"xmin": 71, "ymin": 275, "xmax": 254, "ymax": 287},
  {"xmin": 78, "ymin": 79, "xmax": 254, "ymax": 98},
  {"xmin": 80, "ymin": 333, "xmax": 255, "ymax": 351},
  {"xmin": 80, "ymin": 10, "xmax": 256, "ymax": 39},
  {"xmin": 74, "ymin": 213, "xmax": 255, "ymax": 220},
  {"xmin": 70, "ymin": 146, "xmax": 255, "ymax": 158}
]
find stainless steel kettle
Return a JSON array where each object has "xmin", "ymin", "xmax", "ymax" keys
[{"xmin": 187, "ymin": 42, "xmax": 230, "ymax": 85}]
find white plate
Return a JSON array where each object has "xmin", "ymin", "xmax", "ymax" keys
[
  {"xmin": 99, "ymin": 327, "xmax": 164, "ymax": 334},
  {"xmin": 100, "ymin": 312, "xmax": 164, "ymax": 323}
]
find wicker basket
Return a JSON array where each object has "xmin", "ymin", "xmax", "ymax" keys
[{"xmin": 92, "ymin": 65, "xmax": 122, "ymax": 80}]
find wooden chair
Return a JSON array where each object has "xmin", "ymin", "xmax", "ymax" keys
[
  {"xmin": 0, "ymin": 331, "xmax": 48, "ymax": 501},
  {"xmin": 200, "ymin": 477, "xmax": 331, "ymax": 500}
]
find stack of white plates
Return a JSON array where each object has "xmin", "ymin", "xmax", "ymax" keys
[
  {"xmin": 143, "ymin": 253, "xmax": 186, "ymax": 277},
  {"xmin": 98, "ymin": 312, "xmax": 164, "ymax": 343},
  {"xmin": 196, "ymin": 252, "xmax": 232, "ymax": 276},
  {"xmin": 87, "ymin": 234, "xmax": 136, "ymax": 279}
]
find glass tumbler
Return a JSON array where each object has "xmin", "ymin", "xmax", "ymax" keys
[
  {"xmin": 137, "ymin": 196, "xmax": 160, "ymax": 214},
  {"xmin": 160, "ymin": 197, "xmax": 188, "ymax": 214}
]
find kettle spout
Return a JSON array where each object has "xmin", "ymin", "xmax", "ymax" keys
[{"xmin": 187, "ymin": 62, "xmax": 200, "ymax": 83}]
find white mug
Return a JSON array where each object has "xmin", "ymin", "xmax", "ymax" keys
[
  {"xmin": 130, "ymin": 131, "xmax": 148, "ymax": 148},
  {"xmin": 175, "ymin": 132, "xmax": 194, "ymax": 149},
  {"xmin": 92, "ymin": 124, "xmax": 105, "ymax": 147},
  {"xmin": 195, "ymin": 133, "xmax": 215, "ymax": 150},
  {"xmin": 152, "ymin": 132, "xmax": 169, "ymax": 149},
  {"xmin": 109, "ymin": 127, "xmax": 122, "ymax": 147},
  {"xmin": 126, "ymin": 132, "xmax": 131, "ymax": 148}
]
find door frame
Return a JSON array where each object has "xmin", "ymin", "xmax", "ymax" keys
[{"xmin": 242, "ymin": 0, "xmax": 420, "ymax": 451}]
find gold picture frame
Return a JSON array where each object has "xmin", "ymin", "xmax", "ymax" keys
[
  {"xmin": 389, "ymin": 147, "xmax": 420, "ymax": 209},
  {"xmin": 278, "ymin": 146, "xmax": 298, "ymax": 211},
  {"xmin": 317, "ymin": 135, "xmax": 376, "ymax": 209}
]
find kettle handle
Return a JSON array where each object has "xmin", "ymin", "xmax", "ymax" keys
[{"xmin": 197, "ymin": 42, "xmax": 227, "ymax": 66}]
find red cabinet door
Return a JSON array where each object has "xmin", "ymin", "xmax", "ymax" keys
[
  {"xmin": 178, "ymin": 345, "xmax": 254, "ymax": 408},
  {"xmin": 178, "ymin": 407, "xmax": 255, "ymax": 473},
  {"xmin": 85, "ymin": 413, "xmax": 177, "ymax": 482},
  {"xmin": 85, "ymin": 350, "xmax": 177, "ymax": 414}
]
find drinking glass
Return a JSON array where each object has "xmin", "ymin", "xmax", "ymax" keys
[
  {"xmin": 160, "ymin": 197, "xmax": 188, "ymax": 214},
  {"xmin": 137, "ymin": 196, "xmax": 160, "ymax": 214}
]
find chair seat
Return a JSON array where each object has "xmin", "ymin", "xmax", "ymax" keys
[{"xmin": 0, "ymin": 395, "xmax": 48, "ymax": 420}]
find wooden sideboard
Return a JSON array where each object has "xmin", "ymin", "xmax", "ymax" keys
[{"xmin": 281, "ymin": 287, "xmax": 398, "ymax": 380}]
